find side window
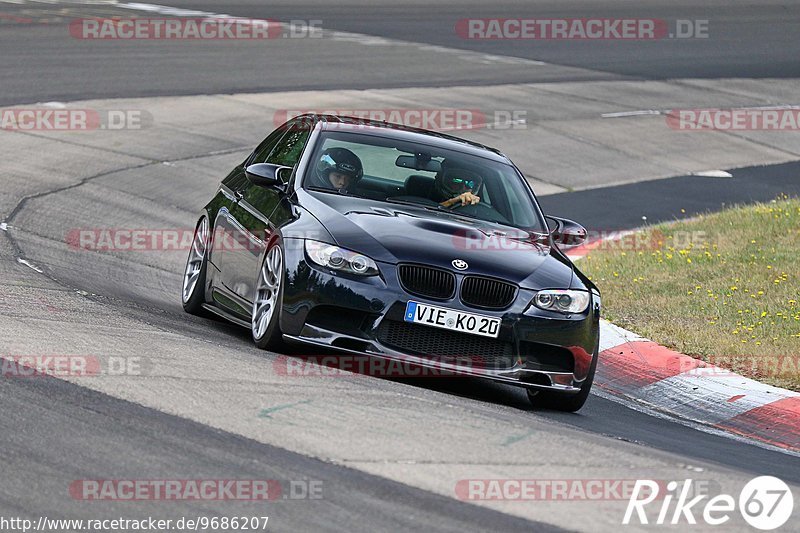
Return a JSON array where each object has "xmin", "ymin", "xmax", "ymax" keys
[
  {"xmin": 267, "ymin": 124, "xmax": 310, "ymax": 168},
  {"xmin": 249, "ymin": 127, "xmax": 287, "ymax": 165}
]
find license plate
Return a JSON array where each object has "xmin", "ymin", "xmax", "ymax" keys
[{"xmin": 404, "ymin": 301, "xmax": 501, "ymax": 338}]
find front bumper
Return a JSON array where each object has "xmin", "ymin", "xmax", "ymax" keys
[{"xmin": 280, "ymin": 241, "xmax": 600, "ymax": 393}]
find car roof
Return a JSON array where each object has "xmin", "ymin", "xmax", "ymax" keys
[{"xmin": 297, "ymin": 114, "xmax": 511, "ymax": 165}]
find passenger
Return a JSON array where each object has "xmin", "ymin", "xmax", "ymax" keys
[{"xmin": 313, "ymin": 147, "xmax": 363, "ymax": 192}]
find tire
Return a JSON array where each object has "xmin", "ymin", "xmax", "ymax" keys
[
  {"xmin": 251, "ymin": 240, "xmax": 285, "ymax": 350},
  {"xmin": 527, "ymin": 342, "xmax": 599, "ymax": 412},
  {"xmin": 182, "ymin": 216, "xmax": 210, "ymax": 315}
]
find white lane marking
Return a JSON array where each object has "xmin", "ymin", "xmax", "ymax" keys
[
  {"xmin": 329, "ymin": 31, "xmax": 544, "ymax": 66},
  {"xmin": 601, "ymin": 110, "xmax": 662, "ymax": 118},
  {"xmin": 741, "ymin": 104, "xmax": 800, "ymax": 111},
  {"xmin": 693, "ymin": 169, "xmax": 733, "ymax": 178},
  {"xmin": 0, "ymin": 0, "xmax": 118, "ymax": 4},
  {"xmin": 36, "ymin": 101, "xmax": 67, "ymax": 108},
  {"xmin": 17, "ymin": 258, "xmax": 43, "ymax": 273},
  {"xmin": 117, "ymin": 2, "xmax": 229, "ymax": 18}
]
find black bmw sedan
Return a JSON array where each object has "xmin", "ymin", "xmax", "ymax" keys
[{"xmin": 182, "ymin": 114, "xmax": 600, "ymax": 411}]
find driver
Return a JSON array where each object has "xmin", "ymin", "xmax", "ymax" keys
[
  {"xmin": 433, "ymin": 161, "xmax": 483, "ymax": 208},
  {"xmin": 313, "ymin": 147, "xmax": 363, "ymax": 192}
]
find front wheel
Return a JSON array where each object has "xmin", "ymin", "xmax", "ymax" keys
[
  {"xmin": 252, "ymin": 242, "xmax": 285, "ymax": 350},
  {"xmin": 527, "ymin": 345, "xmax": 598, "ymax": 412},
  {"xmin": 182, "ymin": 216, "xmax": 209, "ymax": 315}
]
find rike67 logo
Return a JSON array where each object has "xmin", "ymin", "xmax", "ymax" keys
[{"xmin": 624, "ymin": 476, "xmax": 793, "ymax": 530}]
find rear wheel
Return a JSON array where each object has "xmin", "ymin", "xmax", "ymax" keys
[
  {"xmin": 252, "ymin": 242, "xmax": 285, "ymax": 350},
  {"xmin": 182, "ymin": 216, "xmax": 209, "ymax": 315},
  {"xmin": 527, "ymin": 344, "xmax": 598, "ymax": 412}
]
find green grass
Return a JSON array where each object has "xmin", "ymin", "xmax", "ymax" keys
[{"xmin": 581, "ymin": 196, "xmax": 800, "ymax": 390}]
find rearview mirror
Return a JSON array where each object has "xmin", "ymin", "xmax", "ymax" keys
[
  {"xmin": 396, "ymin": 155, "xmax": 442, "ymax": 173},
  {"xmin": 245, "ymin": 163, "xmax": 291, "ymax": 188},
  {"xmin": 546, "ymin": 216, "xmax": 587, "ymax": 247}
]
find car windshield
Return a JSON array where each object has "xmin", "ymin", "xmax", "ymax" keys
[{"xmin": 303, "ymin": 130, "xmax": 547, "ymax": 232}]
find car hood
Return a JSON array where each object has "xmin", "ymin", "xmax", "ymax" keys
[{"xmin": 299, "ymin": 190, "xmax": 575, "ymax": 289}]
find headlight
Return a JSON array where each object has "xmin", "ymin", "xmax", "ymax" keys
[
  {"xmin": 304, "ymin": 240, "xmax": 379, "ymax": 276},
  {"xmin": 533, "ymin": 289, "xmax": 590, "ymax": 314}
]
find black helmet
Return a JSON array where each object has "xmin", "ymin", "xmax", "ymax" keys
[
  {"xmin": 435, "ymin": 159, "xmax": 483, "ymax": 198},
  {"xmin": 314, "ymin": 147, "xmax": 363, "ymax": 188}
]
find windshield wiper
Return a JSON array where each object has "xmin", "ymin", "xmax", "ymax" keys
[
  {"xmin": 387, "ymin": 198, "xmax": 549, "ymax": 236},
  {"xmin": 383, "ymin": 197, "xmax": 445, "ymax": 212},
  {"xmin": 384, "ymin": 197, "xmax": 514, "ymax": 227},
  {"xmin": 307, "ymin": 186, "xmax": 358, "ymax": 197}
]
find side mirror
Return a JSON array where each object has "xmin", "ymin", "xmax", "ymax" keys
[
  {"xmin": 546, "ymin": 216, "xmax": 587, "ymax": 247},
  {"xmin": 245, "ymin": 163, "xmax": 291, "ymax": 188}
]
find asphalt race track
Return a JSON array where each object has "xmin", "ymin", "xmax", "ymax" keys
[{"xmin": 1, "ymin": 1, "xmax": 800, "ymax": 531}]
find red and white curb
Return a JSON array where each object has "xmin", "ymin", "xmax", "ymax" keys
[
  {"xmin": 566, "ymin": 240, "xmax": 800, "ymax": 454},
  {"xmin": 596, "ymin": 320, "xmax": 800, "ymax": 453}
]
